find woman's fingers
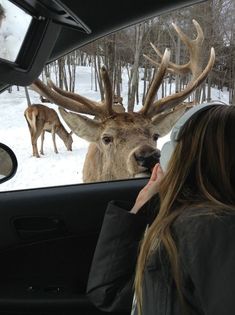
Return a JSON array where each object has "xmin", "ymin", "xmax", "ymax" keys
[
  {"xmin": 130, "ymin": 164, "xmax": 165, "ymax": 214},
  {"xmin": 149, "ymin": 163, "xmax": 164, "ymax": 183},
  {"xmin": 149, "ymin": 163, "xmax": 159, "ymax": 181},
  {"xmin": 156, "ymin": 164, "xmax": 164, "ymax": 182},
  {"xmin": 148, "ymin": 164, "xmax": 164, "ymax": 194}
]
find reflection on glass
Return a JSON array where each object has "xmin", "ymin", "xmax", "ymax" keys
[
  {"xmin": 0, "ymin": 147, "xmax": 13, "ymax": 178},
  {"xmin": 0, "ymin": 0, "xmax": 31, "ymax": 62}
]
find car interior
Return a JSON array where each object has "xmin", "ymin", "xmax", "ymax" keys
[{"xmin": 0, "ymin": 0, "xmax": 232, "ymax": 314}]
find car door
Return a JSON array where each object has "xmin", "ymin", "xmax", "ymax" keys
[
  {"xmin": 0, "ymin": 177, "xmax": 147, "ymax": 315},
  {"xmin": 0, "ymin": 0, "xmax": 230, "ymax": 314}
]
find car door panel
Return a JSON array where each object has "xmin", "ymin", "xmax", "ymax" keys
[{"xmin": 0, "ymin": 178, "xmax": 147, "ymax": 314}]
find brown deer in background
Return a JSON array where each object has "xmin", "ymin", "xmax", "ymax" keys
[
  {"xmin": 32, "ymin": 20, "xmax": 215, "ymax": 181},
  {"xmin": 24, "ymin": 104, "xmax": 73, "ymax": 158}
]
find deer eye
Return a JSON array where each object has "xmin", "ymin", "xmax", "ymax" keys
[
  {"xmin": 153, "ymin": 133, "xmax": 159, "ymax": 141},
  {"xmin": 102, "ymin": 136, "xmax": 113, "ymax": 145}
]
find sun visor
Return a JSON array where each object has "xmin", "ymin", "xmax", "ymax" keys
[{"xmin": 0, "ymin": 0, "xmax": 91, "ymax": 87}]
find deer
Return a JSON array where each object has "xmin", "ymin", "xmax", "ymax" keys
[
  {"xmin": 31, "ymin": 20, "xmax": 215, "ymax": 182},
  {"xmin": 24, "ymin": 104, "xmax": 73, "ymax": 158},
  {"xmin": 113, "ymin": 95, "xmax": 125, "ymax": 113}
]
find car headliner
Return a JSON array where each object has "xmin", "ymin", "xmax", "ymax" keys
[{"xmin": 48, "ymin": 0, "xmax": 204, "ymax": 61}]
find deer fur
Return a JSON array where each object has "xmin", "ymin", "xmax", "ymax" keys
[
  {"xmin": 60, "ymin": 106, "xmax": 186, "ymax": 181},
  {"xmin": 24, "ymin": 104, "xmax": 73, "ymax": 157}
]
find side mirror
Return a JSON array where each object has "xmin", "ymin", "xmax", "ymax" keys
[{"xmin": 0, "ymin": 143, "xmax": 18, "ymax": 184}]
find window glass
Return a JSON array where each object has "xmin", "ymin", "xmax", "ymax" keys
[{"xmin": 0, "ymin": 0, "xmax": 234, "ymax": 191}]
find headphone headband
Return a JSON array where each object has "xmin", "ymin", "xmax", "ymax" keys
[
  {"xmin": 160, "ymin": 102, "xmax": 229, "ymax": 171},
  {"xmin": 171, "ymin": 102, "xmax": 228, "ymax": 142}
]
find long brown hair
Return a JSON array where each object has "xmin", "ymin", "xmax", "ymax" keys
[{"xmin": 135, "ymin": 104, "xmax": 235, "ymax": 314}]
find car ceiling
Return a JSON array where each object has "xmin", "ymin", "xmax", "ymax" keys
[
  {"xmin": 48, "ymin": 0, "xmax": 204, "ymax": 61},
  {"xmin": 0, "ymin": 0, "xmax": 204, "ymax": 93}
]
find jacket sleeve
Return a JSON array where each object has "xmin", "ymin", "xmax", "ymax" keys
[
  {"xmin": 86, "ymin": 196, "xmax": 159, "ymax": 312},
  {"xmin": 177, "ymin": 213, "xmax": 235, "ymax": 315}
]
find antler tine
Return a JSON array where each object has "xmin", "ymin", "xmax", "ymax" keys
[
  {"xmin": 46, "ymin": 79, "xmax": 101, "ymax": 114},
  {"xmin": 191, "ymin": 19, "xmax": 204, "ymax": 45},
  {"xmin": 139, "ymin": 48, "xmax": 171, "ymax": 115},
  {"xmin": 171, "ymin": 19, "xmax": 204, "ymax": 79},
  {"xmin": 100, "ymin": 66, "xmax": 114, "ymax": 116},
  {"xmin": 172, "ymin": 19, "xmax": 204, "ymax": 48},
  {"xmin": 145, "ymin": 43, "xmax": 190, "ymax": 76},
  {"xmin": 143, "ymin": 43, "xmax": 164, "ymax": 67},
  {"xmin": 150, "ymin": 20, "xmax": 204, "ymax": 78},
  {"xmin": 31, "ymin": 79, "xmax": 104, "ymax": 118},
  {"xmin": 147, "ymin": 47, "xmax": 215, "ymax": 117}
]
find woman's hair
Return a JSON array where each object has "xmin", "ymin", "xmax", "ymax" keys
[{"xmin": 134, "ymin": 104, "xmax": 235, "ymax": 314}]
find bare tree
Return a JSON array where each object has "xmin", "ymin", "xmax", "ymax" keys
[{"xmin": 128, "ymin": 23, "xmax": 145, "ymax": 112}]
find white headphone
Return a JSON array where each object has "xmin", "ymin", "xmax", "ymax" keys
[{"xmin": 159, "ymin": 102, "xmax": 229, "ymax": 172}]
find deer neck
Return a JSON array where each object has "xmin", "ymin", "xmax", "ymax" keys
[
  {"xmin": 82, "ymin": 143, "xmax": 131, "ymax": 183},
  {"xmin": 56, "ymin": 125, "xmax": 69, "ymax": 141}
]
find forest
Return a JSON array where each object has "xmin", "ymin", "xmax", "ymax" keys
[{"xmin": 41, "ymin": 0, "xmax": 235, "ymax": 108}]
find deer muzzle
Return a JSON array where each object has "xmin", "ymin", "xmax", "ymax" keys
[{"xmin": 134, "ymin": 146, "xmax": 160, "ymax": 172}]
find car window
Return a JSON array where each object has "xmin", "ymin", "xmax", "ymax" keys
[{"xmin": 0, "ymin": 0, "xmax": 234, "ymax": 191}]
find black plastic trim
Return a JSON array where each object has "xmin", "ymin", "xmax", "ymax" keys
[
  {"xmin": 0, "ymin": 143, "xmax": 18, "ymax": 184},
  {"xmin": 0, "ymin": 18, "xmax": 61, "ymax": 85}
]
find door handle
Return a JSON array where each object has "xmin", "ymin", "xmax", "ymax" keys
[{"xmin": 13, "ymin": 216, "xmax": 67, "ymax": 240}]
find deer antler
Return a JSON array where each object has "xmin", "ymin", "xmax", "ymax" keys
[
  {"xmin": 140, "ymin": 48, "xmax": 171, "ymax": 115},
  {"xmin": 151, "ymin": 48, "xmax": 215, "ymax": 115},
  {"xmin": 32, "ymin": 20, "xmax": 214, "ymax": 122},
  {"xmin": 100, "ymin": 66, "xmax": 114, "ymax": 116},
  {"xmin": 32, "ymin": 78, "xmax": 102, "ymax": 116},
  {"xmin": 171, "ymin": 19, "xmax": 204, "ymax": 79},
  {"xmin": 31, "ymin": 66, "xmax": 114, "ymax": 119},
  {"xmin": 149, "ymin": 19, "xmax": 204, "ymax": 79},
  {"xmin": 139, "ymin": 19, "xmax": 215, "ymax": 117}
]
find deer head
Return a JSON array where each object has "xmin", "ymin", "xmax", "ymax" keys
[{"xmin": 32, "ymin": 20, "xmax": 215, "ymax": 182}]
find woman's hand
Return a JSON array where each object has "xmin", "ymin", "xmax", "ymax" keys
[{"xmin": 130, "ymin": 163, "xmax": 164, "ymax": 214}]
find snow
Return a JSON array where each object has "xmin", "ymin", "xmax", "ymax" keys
[
  {"xmin": 0, "ymin": 0, "xmax": 31, "ymax": 61},
  {"xmin": 0, "ymin": 66, "xmax": 229, "ymax": 191}
]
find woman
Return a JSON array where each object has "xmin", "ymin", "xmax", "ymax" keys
[{"xmin": 87, "ymin": 103, "xmax": 235, "ymax": 315}]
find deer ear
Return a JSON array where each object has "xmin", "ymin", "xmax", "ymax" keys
[
  {"xmin": 59, "ymin": 107, "xmax": 102, "ymax": 142},
  {"xmin": 151, "ymin": 105, "xmax": 186, "ymax": 136}
]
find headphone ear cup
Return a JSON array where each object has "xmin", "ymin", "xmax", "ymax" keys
[
  {"xmin": 160, "ymin": 141, "xmax": 176, "ymax": 172},
  {"xmin": 159, "ymin": 103, "xmax": 228, "ymax": 173}
]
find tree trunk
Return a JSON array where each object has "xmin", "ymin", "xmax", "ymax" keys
[{"xmin": 128, "ymin": 23, "xmax": 144, "ymax": 112}]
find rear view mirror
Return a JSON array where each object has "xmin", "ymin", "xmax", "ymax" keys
[{"xmin": 0, "ymin": 143, "xmax": 18, "ymax": 184}]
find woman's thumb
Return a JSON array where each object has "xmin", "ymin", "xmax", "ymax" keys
[{"xmin": 156, "ymin": 164, "xmax": 164, "ymax": 182}]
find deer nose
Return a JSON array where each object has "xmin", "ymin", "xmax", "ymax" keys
[{"xmin": 134, "ymin": 146, "xmax": 160, "ymax": 170}]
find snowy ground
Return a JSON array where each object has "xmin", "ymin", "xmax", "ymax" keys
[{"xmin": 0, "ymin": 66, "xmax": 229, "ymax": 191}]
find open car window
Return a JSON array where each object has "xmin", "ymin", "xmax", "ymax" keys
[{"xmin": 0, "ymin": 0, "xmax": 234, "ymax": 192}]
